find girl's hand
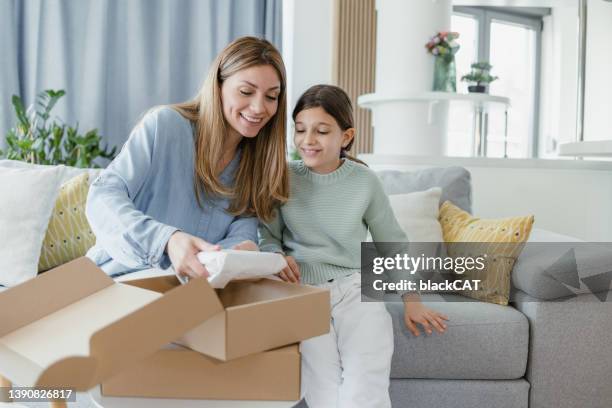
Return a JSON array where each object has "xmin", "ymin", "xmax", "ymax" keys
[
  {"xmin": 403, "ymin": 294, "xmax": 449, "ymax": 336},
  {"xmin": 166, "ymin": 231, "xmax": 220, "ymax": 279},
  {"xmin": 231, "ymin": 240, "xmax": 259, "ymax": 251},
  {"xmin": 276, "ymin": 255, "xmax": 300, "ymax": 283}
]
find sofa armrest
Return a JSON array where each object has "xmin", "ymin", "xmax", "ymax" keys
[
  {"xmin": 512, "ymin": 228, "xmax": 612, "ymax": 300},
  {"xmin": 512, "ymin": 289, "xmax": 612, "ymax": 408}
]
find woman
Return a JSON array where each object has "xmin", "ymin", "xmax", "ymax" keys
[{"xmin": 86, "ymin": 36, "xmax": 289, "ymax": 279}]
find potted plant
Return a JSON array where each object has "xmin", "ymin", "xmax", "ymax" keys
[
  {"xmin": 425, "ymin": 31, "xmax": 460, "ymax": 92},
  {"xmin": 461, "ymin": 62, "xmax": 498, "ymax": 93},
  {"xmin": 0, "ymin": 90, "xmax": 116, "ymax": 168}
]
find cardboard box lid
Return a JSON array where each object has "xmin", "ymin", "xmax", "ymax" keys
[{"xmin": 0, "ymin": 257, "xmax": 224, "ymax": 390}]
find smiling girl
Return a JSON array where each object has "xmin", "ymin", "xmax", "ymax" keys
[
  {"xmin": 86, "ymin": 37, "xmax": 289, "ymax": 278},
  {"xmin": 259, "ymin": 85, "xmax": 448, "ymax": 408}
]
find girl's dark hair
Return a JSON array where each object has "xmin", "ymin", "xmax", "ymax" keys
[{"xmin": 292, "ymin": 84, "xmax": 367, "ymax": 166}]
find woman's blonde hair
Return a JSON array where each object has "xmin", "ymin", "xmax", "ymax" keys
[{"xmin": 171, "ymin": 36, "xmax": 289, "ymax": 222}]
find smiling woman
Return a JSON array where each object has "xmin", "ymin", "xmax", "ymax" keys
[
  {"xmin": 85, "ymin": 36, "xmax": 289, "ymax": 280},
  {"xmin": 221, "ymin": 66, "xmax": 282, "ymax": 139}
]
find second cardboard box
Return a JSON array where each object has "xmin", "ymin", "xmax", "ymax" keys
[{"xmin": 123, "ymin": 274, "xmax": 330, "ymax": 361}]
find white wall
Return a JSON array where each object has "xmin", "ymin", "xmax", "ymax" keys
[
  {"xmin": 282, "ymin": 0, "xmax": 335, "ymax": 116},
  {"xmin": 454, "ymin": 0, "xmax": 577, "ymax": 5},
  {"xmin": 584, "ymin": 0, "xmax": 612, "ymax": 141},
  {"xmin": 368, "ymin": 0, "xmax": 452, "ymax": 156},
  {"xmin": 538, "ymin": 6, "xmax": 579, "ymax": 157},
  {"xmin": 362, "ymin": 154, "xmax": 612, "ymax": 241}
]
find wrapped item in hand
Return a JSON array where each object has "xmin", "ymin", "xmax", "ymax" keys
[{"xmin": 178, "ymin": 250, "xmax": 287, "ymax": 288}]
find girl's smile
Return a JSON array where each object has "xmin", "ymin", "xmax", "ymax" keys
[
  {"xmin": 300, "ymin": 147, "xmax": 323, "ymax": 157},
  {"xmin": 294, "ymin": 107, "xmax": 354, "ymax": 174}
]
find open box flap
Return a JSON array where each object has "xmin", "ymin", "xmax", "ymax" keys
[
  {"xmin": 0, "ymin": 257, "xmax": 113, "ymax": 337},
  {"xmin": 30, "ymin": 277, "xmax": 223, "ymax": 389},
  {"xmin": 0, "ymin": 259, "xmax": 224, "ymax": 390},
  {"xmin": 82, "ymin": 276, "xmax": 224, "ymax": 386}
]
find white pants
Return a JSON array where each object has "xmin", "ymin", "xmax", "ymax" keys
[{"xmin": 300, "ymin": 273, "xmax": 394, "ymax": 408}]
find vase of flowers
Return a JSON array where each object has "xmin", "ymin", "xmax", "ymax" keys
[
  {"xmin": 461, "ymin": 62, "xmax": 498, "ymax": 93},
  {"xmin": 426, "ymin": 31, "xmax": 460, "ymax": 92}
]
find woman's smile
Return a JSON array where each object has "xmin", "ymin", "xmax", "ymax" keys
[{"xmin": 240, "ymin": 113, "xmax": 263, "ymax": 124}]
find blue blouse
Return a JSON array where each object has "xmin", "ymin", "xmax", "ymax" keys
[{"xmin": 85, "ymin": 107, "xmax": 258, "ymax": 276}]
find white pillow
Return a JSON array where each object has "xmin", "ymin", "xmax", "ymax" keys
[
  {"xmin": 0, "ymin": 165, "xmax": 67, "ymax": 286},
  {"xmin": 388, "ymin": 187, "xmax": 443, "ymax": 242},
  {"xmin": 0, "ymin": 160, "xmax": 101, "ymax": 185}
]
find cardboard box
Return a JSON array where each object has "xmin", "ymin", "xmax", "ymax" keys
[
  {"xmin": 101, "ymin": 343, "xmax": 301, "ymax": 401},
  {"xmin": 123, "ymin": 273, "xmax": 330, "ymax": 361},
  {"xmin": 0, "ymin": 257, "xmax": 223, "ymax": 390}
]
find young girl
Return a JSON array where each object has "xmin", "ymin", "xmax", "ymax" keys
[{"xmin": 259, "ymin": 85, "xmax": 448, "ymax": 408}]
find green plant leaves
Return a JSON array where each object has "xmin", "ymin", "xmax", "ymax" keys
[
  {"xmin": 11, "ymin": 95, "xmax": 29, "ymax": 128},
  {"xmin": 1, "ymin": 89, "xmax": 116, "ymax": 168},
  {"xmin": 461, "ymin": 61, "xmax": 498, "ymax": 86}
]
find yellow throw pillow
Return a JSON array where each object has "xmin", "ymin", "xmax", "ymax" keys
[
  {"xmin": 438, "ymin": 201, "xmax": 534, "ymax": 305},
  {"xmin": 38, "ymin": 173, "xmax": 96, "ymax": 272}
]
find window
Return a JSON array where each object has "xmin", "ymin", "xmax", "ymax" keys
[{"xmin": 449, "ymin": 7, "xmax": 543, "ymax": 158}]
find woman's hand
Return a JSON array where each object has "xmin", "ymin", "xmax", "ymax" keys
[
  {"xmin": 276, "ymin": 255, "xmax": 300, "ymax": 283},
  {"xmin": 231, "ymin": 240, "xmax": 259, "ymax": 251},
  {"xmin": 166, "ymin": 231, "xmax": 220, "ymax": 279},
  {"xmin": 403, "ymin": 293, "xmax": 449, "ymax": 336}
]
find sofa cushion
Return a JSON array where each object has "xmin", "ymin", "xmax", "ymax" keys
[
  {"xmin": 0, "ymin": 159, "xmax": 101, "ymax": 184},
  {"xmin": 0, "ymin": 165, "xmax": 67, "ymax": 287},
  {"xmin": 38, "ymin": 173, "xmax": 97, "ymax": 272},
  {"xmin": 377, "ymin": 166, "xmax": 472, "ymax": 213},
  {"xmin": 390, "ymin": 379, "xmax": 529, "ymax": 408},
  {"xmin": 388, "ymin": 187, "xmax": 443, "ymax": 243},
  {"xmin": 438, "ymin": 201, "xmax": 534, "ymax": 306},
  {"xmin": 387, "ymin": 293, "xmax": 529, "ymax": 380}
]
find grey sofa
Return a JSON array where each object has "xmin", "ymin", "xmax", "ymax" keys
[
  {"xmin": 4, "ymin": 162, "xmax": 609, "ymax": 408},
  {"xmin": 387, "ymin": 286, "xmax": 612, "ymax": 408},
  {"xmin": 377, "ymin": 167, "xmax": 612, "ymax": 408}
]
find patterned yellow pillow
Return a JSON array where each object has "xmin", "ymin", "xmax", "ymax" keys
[
  {"xmin": 38, "ymin": 173, "xmax": 96, "ymax": 272},
  {"xmin": 439, "ymin": 201, "xmax": 534, "ymax": 305}
]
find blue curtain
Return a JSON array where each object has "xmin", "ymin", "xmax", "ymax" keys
[{"xmin": 0, "ymin": 0, "xmax": 282, "ymax": 152}]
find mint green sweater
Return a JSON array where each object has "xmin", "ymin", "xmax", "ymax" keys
[{"xmin": 259, "ymin": 159, "xmax": 408, "ymax": 285}]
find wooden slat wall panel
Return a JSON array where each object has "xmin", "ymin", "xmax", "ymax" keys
[{"xmin": 332, "ymin": 0, "xmax": 377, "ymax": 155}]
